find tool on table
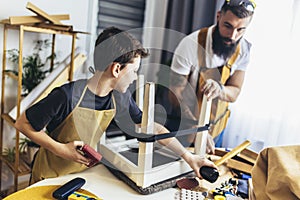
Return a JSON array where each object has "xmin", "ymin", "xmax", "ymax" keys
[
  {"xmin": 78, "ymin": 144, "xmax": 102, "ymax": 167},
  {"xmin": 52, "ymin": 177, "xmax": 86, "ymax": 200},
  {"xmin": 199, "ymin": 140, "xmax": 251, "ymax": 183},
  {"xmin": 199, "ymin": 166, "xmax": 219, "ymax": 183},
  {"xmin": 68, "ymin": 191, "xmax": 101, "ymax": 200},
  {"xmin": 177, "ymin": 177, "xmax": 199, "ymax": 190}
]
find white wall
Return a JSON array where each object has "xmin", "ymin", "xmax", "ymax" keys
[{"xmin": 0, "ymin": 0, "xmax": 93, "ymax": 59}]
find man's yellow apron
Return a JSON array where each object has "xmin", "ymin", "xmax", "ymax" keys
[
  {"xmin": 31, "ymin": 85, "xmax": 116, "ymax": 184},
  {"xmin": 196, "ymin": 27, "xmax": 240, "ymax": 138}
]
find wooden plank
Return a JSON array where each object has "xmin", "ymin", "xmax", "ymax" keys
[
  {"xmin": 135, "ymin": 75, "xmax": 144, "ymax": 133},
  {"xmin": 26, "ymin": 2, "xmax": 62, "ymax": 25},
  {"xmin": 36, "ymin": 23, "xmax": 73, "ymax": 32},
  {"xmin": 34, "ymin": 53, "xmax": 87, "ymax": 103},
  {"xmin": 8, "ymin": 53, "xmax": 86, "ymax": 119},
  {"xmin": 4, "ymin": 71, "xmax": 18, "ymax": 80},
  {"xmin": 239, "ymin": 148, "xmax": 258, "ymax": 165},
  {"xmin": 227, "ymin": 159, "xmax": 253, "ymax": 174},
  {"xmin": 0, "ymin": 19, "xmax": 10, "ymax": 24},
  {"xmin": 22, "ymin": 25, "xmax": 74, "ymax": 35},
  {"xmin": 238, "ymin": 153, "xmax": 256, "ymax": 165},
  {"xmin": 9, "ymin": 14, "xmax": 70, "ymax": 25},
  {"xmin": 137, "ymin": 82, "xmax": 155, "ymax": 187},
  {"xmin": 214, "ymin": 148, "xmax": 228, "ymax": 157},
  {"xmin": 214, "ymin": 140, "xmax": 251, "ymax": 166},
  {"xmin": 1, "ymin": 113, "xmax": 15, "ymax": 127},
  {"xmin": 195, "ymin": 95, "xmax": 211, "ymax": 156},
  {"xmin": 215, "ymin": 148, "xmax": 257, "ymax": 165},
  {"xmin": 241, "ymin": 148, "xmax": 258, "ymax": 160}
]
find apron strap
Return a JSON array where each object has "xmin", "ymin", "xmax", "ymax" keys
[
  {"xmin": 75, "ymin": 85, "xmax": 89, "ymax": 108},
  {"xmin": 221, "ymin": 44, "xmax": 241, "ymax": 84},
  {"xmin": 111, "ymin": 93, "xmax": 116, "ymax": 110}
]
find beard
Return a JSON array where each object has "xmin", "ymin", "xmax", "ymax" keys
[{"xmin": 212, "ymin": 24, "xmax": 241, "ymax": 60}]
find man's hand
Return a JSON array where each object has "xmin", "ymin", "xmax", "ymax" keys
[
  {"xmin": 206, "ymin": 134, "xmax": 215, "ymax": 154},
  {"xmin": 201, "ymin": 79, "xmax": 224, "ymax": 101}
]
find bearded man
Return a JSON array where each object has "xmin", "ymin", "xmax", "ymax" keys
[{"xmin": 168, "ymin": 0, "xmax": 256, "ymax": 153}]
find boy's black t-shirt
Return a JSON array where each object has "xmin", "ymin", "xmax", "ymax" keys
[{"xmin": 26, "ymin": 79, "xmax": 142, "ymax": 133}]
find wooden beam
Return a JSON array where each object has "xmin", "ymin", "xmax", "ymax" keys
[
  {"xmin": 137, "ymin": 82, "xmax": 155, "ymax": 186},
  {"xmin": 9, "ymin": 14, "xmax": 70, "ymax": 25},
  {"xmin": 22, "ymin": 25, "xmax": 74, "ymax": 35},
  {"xmin": 8, "ymin": 53, "xmax": 87, "ymax": 119},
  {"xmin": 0, "ymin": 19, "xmax": 10, "ymax": 24},
  {"xmin": 214, "ymin": 148, "xmax": 257, "ymax": 165},
  {"xmin": 194, "ymin": 95, "xmax": 211, "ymax": 156},
  {"xmin": 214, "ymin": 140, "xmax": 251, "ymax": 166},
  {"xmin": 34, "ymin": 53, "xmax": 87, "ymax": 103},
  {"xmin": 1, "ymin": 113, "xmax": 16, "ymax": 127},
  {"xmin": 36, "ymin": 23, "xmax": 73, "ymax": 32},
  {"xmin": 26, "ymin": 2, "xmax": 62, "ymax": 25},
  {"xmin": 239, "ymin": 148, "xmax": 258, "ymax": 165},
  {"xmin": 227, "ymin": 159, "xmax": 253, "ymax": 174}
]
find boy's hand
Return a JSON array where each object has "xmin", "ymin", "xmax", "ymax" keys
[
  {"xmin": 55, "ymin": 141, "xmax": 90, "ymax": 166},
  {"xmin": 182, "ymin": 151, "xmax": 217, "ymax": 179}
]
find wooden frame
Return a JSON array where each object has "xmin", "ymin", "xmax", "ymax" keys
[{"xmin": 99, "ymin": 81, "xmax": 212, "ymax": 188}]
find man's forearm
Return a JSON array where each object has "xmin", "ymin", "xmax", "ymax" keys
[
  {"xmin": 169, "ymin": 70, "xmax": 188, "ymax": 87},
  {"xmin": 219, "ymin": 84, "xmax": 241, "ymax": 102}
]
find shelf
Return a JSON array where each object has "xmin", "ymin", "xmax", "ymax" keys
[
  {"xmin": 0, "ymin": 16, "xmax": 84, "ymax": 193},
  {"xmin": 4, "ymin": 71, "xmax": 18, "ymax": 80},
  {"xmin": 1, "ymin": 113, "xmax": 16, "ymax": 128},
  {"xmin": 0, "ymin": 154, "xmax": 31, "ymax": 176}
]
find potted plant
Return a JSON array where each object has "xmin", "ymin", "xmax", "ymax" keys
[
  {"xmin": 2, "ymin": 147, "xmax": 16, "ymax": 163},
  {"xmin": 2, "ymin": 137, "xmax": 40, "ymax": 165},
  {"xmin": 6, "ymin": 39, "xmax": 57, "ymax": 95}
]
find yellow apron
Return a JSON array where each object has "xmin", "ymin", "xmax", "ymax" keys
[
  {"xmin": 197, "ymin": 27, "xmax": 240, "ymax": 138},
  {"xmin": 31, "ymin": 85, "xmax": 116, "ymax": 184}
]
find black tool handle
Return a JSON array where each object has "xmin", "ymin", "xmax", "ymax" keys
[
  {"xmin": 199, "ymin": 166, "xmax": 219, "ymax": 183},
  {"xmin": 52, "ymin": 177, "xmax": 86, "ymax": 199}
]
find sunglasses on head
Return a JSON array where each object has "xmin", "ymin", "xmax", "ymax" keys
[{"xmin": 226, "ymin": 0, "xmax": 256, "ymax": 12}]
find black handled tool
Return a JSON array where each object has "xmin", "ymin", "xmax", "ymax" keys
[
  {"xmin": 200, "ymin": 140, "xmax": 251, "ymax": 183},
  {"xmin": 199, "ymin": 166, "xmax": 219, "ymax": 183},
  {"xmin": 52, "ymin": 177, "xmax": 86, "ymax": 199}
]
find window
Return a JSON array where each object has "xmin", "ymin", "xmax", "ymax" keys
[{"xmin": 97, "ymin": 0, "xmax": 146, "ymax": 41}]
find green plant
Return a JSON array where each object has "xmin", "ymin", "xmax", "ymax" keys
[
  {"xmin": 6, "ymin": 39, "xmax": 57, "ymax": 95},
  {"xmin": 19, "ymin": 137, "xmax": 39, "ymax": 153},
  {"xmin": 2, "ymin": 138, "xmax": 40, "ymax": 163},
  {"xmin": 2, "ymin": 147, "xmax": 16, "ymax": 163}
]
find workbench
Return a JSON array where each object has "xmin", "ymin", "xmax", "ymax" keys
[{"xmin": 4, "ymin": 160, "xmax": 238, "ymax": 200}]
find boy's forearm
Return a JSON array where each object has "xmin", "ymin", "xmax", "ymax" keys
[{"xmin": 15, "ymin": 112, "xmax": 62, "ymax": 155}]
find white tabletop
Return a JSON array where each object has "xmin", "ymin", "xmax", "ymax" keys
[{"xmin": 30, "ymin": 164, "xmax": 178, "ymax": 200}]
